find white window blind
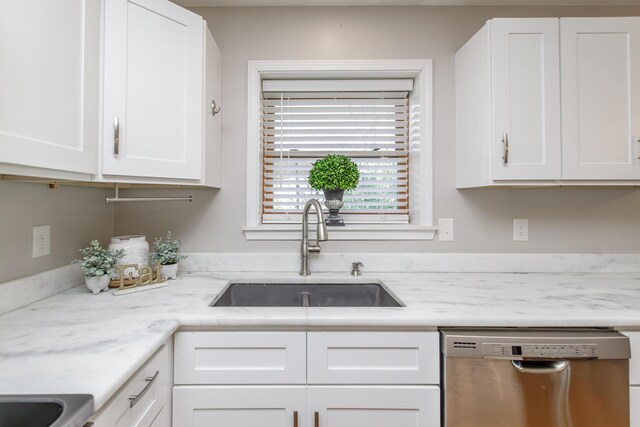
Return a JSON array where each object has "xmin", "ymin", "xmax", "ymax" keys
[{"xmin": 261, "ymin": 80, "xmax": 412, "ymax": 224}]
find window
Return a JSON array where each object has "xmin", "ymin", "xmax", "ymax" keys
[
  {"xmin": 245, "ymin": 61, "xmax": 435, "ymax": 240},
  {"xmin": 261, "ymin": 80, "xmax": 411, "ymax": 224}
]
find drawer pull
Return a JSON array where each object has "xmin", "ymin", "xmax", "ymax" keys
[
  {"xmin": 128, "ymin": 370, "xmax": 159, "ymax": 408},
  {"xmin": 293, "ymin": 410, "xmax": 298, "ymax": 427},
  {"xmin": 315, "ymin": 411, "xmax": 319, "ymax": 427}
]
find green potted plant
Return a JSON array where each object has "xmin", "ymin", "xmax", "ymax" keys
[
  {"xmin": 151, "ymin": 232, "xmax": 187, "ymax": 280},
  {"xmin": 308, "ymin": 154, "xmax": 360, "ymax": 226},
  {"xmin": 78, "ymin": 240, "xmax": 124, "ymax": 294}
]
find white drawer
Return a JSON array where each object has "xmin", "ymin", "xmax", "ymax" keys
[
  {"xmin": 307, "ymin": 331, "xmax": 439, "ymax": 385},
  {"xmin": 91, "ymin": 340, "xmax": 172, "ymax": 427},
  {"xmin": 624, "ymin": 331, "xmax": 640, "ymax": 385},
  {"xmin": 174, "ymin": 331, "xmax": 306, "ymax": 384}
]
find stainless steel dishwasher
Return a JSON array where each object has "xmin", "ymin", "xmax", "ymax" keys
[{"xmin": 441, "ymin": 329, "xmax": 631, "ymax": 427}]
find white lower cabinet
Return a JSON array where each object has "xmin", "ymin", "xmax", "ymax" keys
[
  {"xmin": 173, "ymin": 331, "xmax": 440, "ymax": 427},
  {"xmin": 173, "ymin": 386, "xmax": 438, "ymax": 427},
  {"xmin": 308, "ymin": 386, "xmax": 439, "ymax": 427},
  {"xmin": 173, "ymin": 386, "xmax": 305, "ymax": 426},
  {"xmin": 90, "ymin": 340, "xmax": 172, "ymax": 427},
  {"xmin": 149, "ymin": 404, "xmax": 171, "ymax": 427},
  {"xmin": 621, "ymin": 331, "xmax": 639, "ymax": 426},
  {"xmin": 307, "ymin": 331, "xmax": 439, "ymax": 384}
]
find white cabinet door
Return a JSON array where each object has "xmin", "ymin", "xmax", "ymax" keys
[
  {"xmin": 0, "ymin": 0, "xmax": 99, "ymax": 175},
  {"xmin": 102, "ymin": 0, "xmax": 204, "ymax": 180},
  {"xmin": 307, "ymin": 386, "xmax": 439, "ymax": 427},
  {"xmin": 173, "ymin": 386, "xmax": 306, "ymax": 427},
  {"xmin": 561, "ymin": 18, "xmax": 640, "ymax": 180},
  {"xmin": 490, "ymin": 18, "xmax": 561, "ymax": 181}
]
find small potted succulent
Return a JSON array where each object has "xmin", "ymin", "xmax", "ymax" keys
[
  {"xmin": 308, "ymin": 154, "xmax": 360, "ymax": 226},
  {"xmin": 78, "ymin": 240, "xmax": 124, "ymax": 294},
  {"xmin": 151, "ymin": 232, "xmax": 187, "ymax": 280}
]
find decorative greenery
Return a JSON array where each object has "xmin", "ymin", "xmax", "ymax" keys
[
  {"xmin": 151, "ymin": 232, "xmax": 187, "ymax": 265},
  {"xmin": 78, "ymin": 240, "xmax": 124, "ymax": 278},
  {"xmin": 308, "ymin": 154, "xmax": 360, "ymax": 191}
]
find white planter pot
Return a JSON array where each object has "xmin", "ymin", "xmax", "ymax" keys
[
  {"xmin": 161, "ymin": 263, "xmax": 179, "ymax": 280},
  {"xmin": 85, "ymin": 275, "xmax": 111, "ymax": 295}
]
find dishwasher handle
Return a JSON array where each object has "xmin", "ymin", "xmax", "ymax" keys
[{"xmin": 511, "ymin": 360, "xmax": 569, "ymax": 374}]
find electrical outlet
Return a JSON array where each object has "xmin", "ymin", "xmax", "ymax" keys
[
  {"xmin": 32, "ymin": 225, "xmax": 51, "ymax": 258},
  {"xmin": 438, "ymin": 218, "xmax": 454, "ymax": 241},
  {"xmin": 513, "ymin": 219, "xmax": 528, "ymax": 242}
]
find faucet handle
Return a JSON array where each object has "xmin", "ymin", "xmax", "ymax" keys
[{"xmin": 351, "ymin": 261, "xmax": 364, "ymax": 276}]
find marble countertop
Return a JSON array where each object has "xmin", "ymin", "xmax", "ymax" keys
[{"xmin": 1, "ymin": 271, "xmax": 640, "ymax": 411}]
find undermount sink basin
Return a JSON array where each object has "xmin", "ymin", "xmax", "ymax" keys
[
  {"xmin": 211, "ymin": 279, "xmax": 403, "ymax": 307},
  {"xmin": 0, "ymin": 395, "xmax": 93, "ymax": 427}
]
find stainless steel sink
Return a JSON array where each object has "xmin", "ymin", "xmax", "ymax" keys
[
  {"xmin": 0, "ymin": 395, "xmax": 93, "ymax": 427},
  {"xmin": 211, "ymin": 279, "xmax": 404, "ymax": 307}
]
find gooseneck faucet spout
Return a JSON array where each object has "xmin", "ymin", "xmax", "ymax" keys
[{"xmin": 300, "ymin": 198, "xmax": 328, "ymax": 276}]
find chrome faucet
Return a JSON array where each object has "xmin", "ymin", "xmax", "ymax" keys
[{"xmin": 300, "ymin": 199, "xmax": 328, "ymax": 276}]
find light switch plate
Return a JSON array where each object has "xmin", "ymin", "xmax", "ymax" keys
[
  {"xmin": 513, "ymin": 219, "xmax": 528, "ymax": 242},
  {"xmin": 32, "ymin": 225, "xmax": 51, "ymax": 258},
  {"xmin": 438, "ymin": 218, "xmax": 454, "ymax": 241}
]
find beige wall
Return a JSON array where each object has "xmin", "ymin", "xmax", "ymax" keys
[
  {"xmin": 0, "ymin": 181, "xmax": 113, "ymax": 283},
  {"xmin": 114, "ymin": 6, "xmax": 640, "ymax": 253}
]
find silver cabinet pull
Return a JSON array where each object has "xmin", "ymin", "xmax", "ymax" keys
[
  {"xmin": 128, "ymin": 370, "xmax": 159, "ymax": 408},
  {"xmin": 636, "ymin": 139, "xmax": 640, "ymax": 160},
  {"xmin": 211, "ymin": 99, "xmax": 221, "ymax": 117},
  {"xmin": 113, "ymin": 117, "xmax": 120, "ymax": 156},
  {"xmin": 293, "ymin": 410, "xmax": 299, "ymax": 427},
  {"xmin": 314, "ymin": 411, "xmax": 319, "ymax": 427},
  {"xmin": 502, "ymin": 133, "xmax": 509, "ymax": 165}
]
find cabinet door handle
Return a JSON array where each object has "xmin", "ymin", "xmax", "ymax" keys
[
  {"xmin": 314, "ymin": 411, "xmax": 319, "ymax": 427},
  {"xmin": 502, "ymin": 133, "xmax": 509, "ymax": 165},
  {"xmin": 113, "ymin": 117, "xmax": 120, "ymax": 156},
  {"xmin": 293, "ymin": 410, "xmax": 298, "ymax": 427},
  {"xmin": 211, "ymin": 99, "xmax": 221, "ymax": 117},
  {"xmin": 128, "ymin": 370, "xmax": 159, "ymax": 408},
  {"xmin": 636, "ymin": 139, "xmax": 640, "ymax": 160}
]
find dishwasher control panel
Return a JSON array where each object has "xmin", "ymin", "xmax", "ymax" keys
[
  {"xmin": 482, "ymin": 342, "xmax": 597, "ymax": 359},
  {"xmin": 441, "ymin": 329, "xmax": 630, "ymax": 360}
]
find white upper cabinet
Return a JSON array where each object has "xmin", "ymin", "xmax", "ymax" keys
[
  {"xmin": 202, "ymin": 28, "xmax": 223, "ymax": 188},
  {"xmin": 0, "ymin": 0, "xmax": 221, "ymax": 186},
  {"xmin": 561, "ymin": 18, "xmax": 640, "ymax": 180},
  {"xmin": 0, "ymin": 0, "xmax": 100, "ymax": 179},
  {"xmin": 102, "ymin": 0, "xmax": 204, "ymax": 180},
  {"xmin": 456, "ymin": 18, "xmax": 562, "ymax": 188},
  {"xmin": 490, "ymin": 19, "xmax": 562, "ymax": 181},
  {"xmin": 457, "ymin": 17, "xmax": 640, "ymax": 187}
]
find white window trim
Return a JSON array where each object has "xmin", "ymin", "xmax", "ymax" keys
[{"xmin": 244, "ymin": 60, "xmax": 436, "ymax": 241}]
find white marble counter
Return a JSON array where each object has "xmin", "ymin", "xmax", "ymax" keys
[{"xmin": 1, "ymin": 271, "xmax": 640, "ymax": 411}]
